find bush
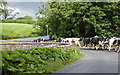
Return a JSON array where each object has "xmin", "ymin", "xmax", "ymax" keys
[
  {"xmin": 1, "ymin": 19, "xmax": 36, "ymax": 24},
  {"xmin": 2, "ymin": 47, "xmax": 82, "ymax": 74}
]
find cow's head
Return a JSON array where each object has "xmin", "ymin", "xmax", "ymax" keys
[
  {"xmin": 72, "ymin": 39, "xmax": 75, "ymax": 43},
  {"xmin": 113, "ymin": 37, "xmax": 116, "ymax": 39},
  {"xmin": 65, "ymin": 40, "xmax": 69, "ymax": 43}
]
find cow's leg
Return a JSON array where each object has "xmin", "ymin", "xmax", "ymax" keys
[
  {"xmin": 99, "ymin": 41, "xmax": 102, "ymax": 50},
  {"xmin": 86, "ymin": 44, "xmax": 87, "ymax": 47},
  {"xmin": 117, "ymin": 46, "xmax": 120, "ymax": 53},
  {"xmin": 94, "ymin": 44, "xmax": 97, "ymax": 50},
  {"xmin": 93, "ymin": 44, "xmax": 94, "ymax": 47},
  {"xmin": 101, "ymin": 45, "xmax": 103, "ymax": 50},
  {"xmin": 78, "ymin": 41, "xmax": 81, "ymax": 47},
  {"xmin": 102, "ymin": 44, "xmax": 105, "ymax": 50},
  {"xmin": 83, "ymin": 42, "xmax": 85, "ymax": 47},
  {"xmin": 106, "ymin": 44, "xmax": 109, "ymax": 50},
  {"xmin": 89, "ymin": 43, "xmax": 91, "ymax": 49},
  {"xmin": 99, "ymin": 44, "xmax": 102, "ymax": 50},
  {"xmin": 95, "ymin": 44, "xmax": 98, "ymax": 50},
  {"xmin": 109, "ymin": 45, "xmax": 111, "ymax": 52},
  {"xmin": 104, "ymin": 43, "xmax": 108, "ymax": 50},
  {"xmin": 103, "ymin": 46, "xmax": 105, "ymax": 50},
  {"xmin": 115, "ymin": 46, "xmax": 119, "ymax": 52},
  {"xmin": 115, "ymin": 45, "xmax": 117, "ymax": 51}
]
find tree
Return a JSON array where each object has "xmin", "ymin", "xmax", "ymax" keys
[
  {"xmin": 16, "ymin": 16, "xmax": 33, "ymax": 20},
  {"xmin": 0, "ymin": 0, "xmax": 19, "ymax": 19},
  {"xmin": 36, "ymin": 1, "xmax": 120, "ymax": 39},
  {"xmin": 23, "ymin": 16, "xmax": 33, "ymax": 20},
  {"xmin": 16, "ymin": 17, "xmax": 24, "ymax": 20},
  {"xmin": 34, "ymin": 17, "xmax": 48, "ymax": 36}
]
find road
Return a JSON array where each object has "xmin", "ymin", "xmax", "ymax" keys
[
  {"xmin": 54, "ymin": 49, "xmax": 118, "ymax": 73},
  {"xmin": 9, "ymin": 35, "xmax": 49, "ymax": 41}
]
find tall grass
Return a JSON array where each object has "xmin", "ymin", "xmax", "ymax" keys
[{"xmin": 1, "ymin": 23, "xmax": 38, "ymax": 40}]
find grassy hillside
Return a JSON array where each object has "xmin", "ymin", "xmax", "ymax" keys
[{"xmin": 1, "ymin": 23, "xmax": 38, "ymax": 40}]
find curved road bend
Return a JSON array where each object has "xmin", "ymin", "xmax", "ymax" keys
[{"xmin": 54, "ymin": 49, "xmax": 118, "ymax": 73}]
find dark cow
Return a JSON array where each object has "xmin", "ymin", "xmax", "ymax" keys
[
  {"xmin": 91, "ymin": 37, "xmax": 100, "ymax": 47},
  {"xmin": 90, "ymin": 37, "xmax": 103, "ymax": 50},
  {"xmin": 83, "ymin": 37, "xmax": 91, "ymax": 47},
  {"xmin": 56, "ymin": 38, "xmax": 64, "ymax": 42},
  {"xmin": 34, "ymin": 38, "xmax": 45, "ymax": 42},
  {"xmin": 82, "ymin": 36, "xmax": 102, "ymax": 48}
]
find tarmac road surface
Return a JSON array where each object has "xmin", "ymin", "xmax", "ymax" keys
[
  {"xmin": 10, "ymin": 35, "xmax": 49, "ymax": 41},
  {"xmin": 54, "ymin": 49, "xmax": 118, "ymax": 74}
]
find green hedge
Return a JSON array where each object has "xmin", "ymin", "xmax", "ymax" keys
[
  {"xmin": 2, "ymin": 19, "xmax": 36, "ymax": 24},
  {"xmin": 1, "ymin": 47, "xmax": 82, "ymax": 74}
]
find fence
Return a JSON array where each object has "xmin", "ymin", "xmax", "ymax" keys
[{"xmin": 0, "ymin": 41, "xmax": 69, "ymax": 51}]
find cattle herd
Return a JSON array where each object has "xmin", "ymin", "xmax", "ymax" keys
[
  {"xmin": 33, "ymin": 36, "xmax": 120, "ymax": 52},
  {"xmin": 57, "ymin": 36, "xmax": 120, "ymax": 53}
]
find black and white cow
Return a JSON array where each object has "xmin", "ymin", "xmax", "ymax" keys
[
  {"xmin": 97, "ymin": 37, "xmax": 112, "ymax": 50},
  {"xmin": 34, "ymin": 38, "xmax": 45, "ymax": 42},
  {"xmin": 108, "ymin": 37, "xmax": 120, "ymax": 52},
  {"xmin": 101, "ymin": 37, "xmax": 111, "ymax": 49}
]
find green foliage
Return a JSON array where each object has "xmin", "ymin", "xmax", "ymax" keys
[
  {"xmin": 2, "ymin": 19, "xmax": 36, "ymax": 24},
  {"xmin": 33, "ymin": 17, "xmax": 48, "ymax": 36},
  {"xmin": 23, "ymin": 16, "xmax": 33, "ymax": 20},
  {"xmin": 36, "ymin": 2, "xmax": 120, "ymax": 39},
  {"xmin": 1, "ymin": 23, "xmax": 38, "ymax": 40},
  {"xmin": 2, "ymin": 47, "xmax": 82, "ymax": 74}
]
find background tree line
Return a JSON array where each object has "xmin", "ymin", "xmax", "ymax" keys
[
  {"xmin": 0, "ymin": 0, "xmax": 19, "ymax": 20},
  {"xmin": 1, "ymin": 16, "xmax": 35, "ymax": 24},
  {"xmin": 0, "ymin": 0, "xmax": 35, "ymax": 24},
  {"xmin": 36, "ymin": 2, "xmax": 120, "ymax": 39}
]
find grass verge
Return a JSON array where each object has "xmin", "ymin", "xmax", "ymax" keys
[{"xmin": 1, "ymin": 47, "xmax": 82, "ymax": 75}]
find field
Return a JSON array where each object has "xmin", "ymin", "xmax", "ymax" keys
[{"xmin": 1, "ymin": 23, "xmax": 38, "ymax": 40}]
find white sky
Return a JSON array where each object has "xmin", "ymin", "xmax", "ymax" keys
[
  {"xmin": 7, "ymin": 2, "xmax": 41, "ymax": 20},
  {"xmin": 5, "ymin": 0, "xmax": 120, "ymax": 2}
]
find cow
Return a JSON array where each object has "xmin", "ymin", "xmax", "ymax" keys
[
  {"xmin": 101, "ymin": 37, "xmax": 111, "ymax": 50},
  {"xmin": 82, "ymin": 36, "xmax": 102, "ymax": 48},
  {"xmin": 56, "ymin": 38, "xmax": 62, "ymax": 42},
  {"xmin": 34, "ymin": 38, "xmax": 46, "ymax": 42},
  {"xmin": 97, "ymin": 37, "xmax": 111, "ymax": 50},
  {"xmin": 65, "ymin": 38, "xmax": 78, "ymax": 46},
  {"xmin": 108, "ymin": 37, "xmax": 120, "ymax": 52},
  {"xmin": 87, "ymin": 36, "xmax": 108, "ymax": 50},
  {"xmin": 82, "ymin": 37, "xmax": 91, "ymax": 47},
  {"xmin": 90, "ymin": 36, "xmax": 103, "ymax": 50},
  {"xmin": 59, "ymin": 38, "xmax": 82, "ymax": 47},
  {"xmin": 114, "ymin": 38, "xmax": 120, "ymax": 52}
]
